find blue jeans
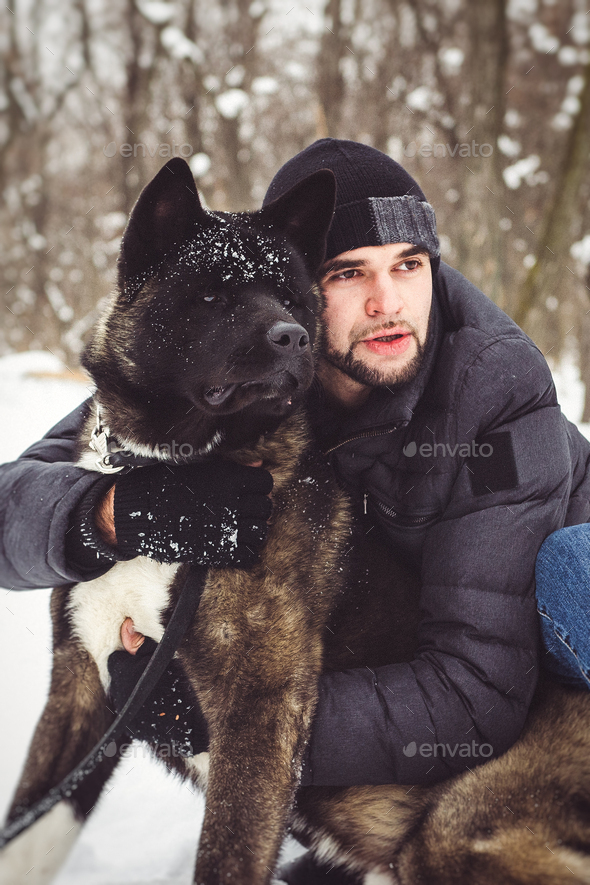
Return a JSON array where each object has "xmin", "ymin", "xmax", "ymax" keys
[{"xmin": 536, "ymin": 524, "xmax": 590, "ymax": 689}]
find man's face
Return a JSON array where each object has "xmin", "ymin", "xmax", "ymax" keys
[{"xmin": 318, "ymin": 243, "xmax": 433, "ymax": 397}]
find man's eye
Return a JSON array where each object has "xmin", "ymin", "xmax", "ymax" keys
[
  {"xmin": 399, "ymin": 259, "xmax": 421, "ymax": 271},
  {"xmin": 337, "ymin": 269, "xmax": 358, "ymax": 280}
]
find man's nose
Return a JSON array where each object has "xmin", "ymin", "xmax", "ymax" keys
[{"xmin": 365, "ymin": 274, "xmax": 404, "ymax": 316}]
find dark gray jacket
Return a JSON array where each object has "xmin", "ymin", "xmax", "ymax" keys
[{"xmin": 2, "ymin": 262, "xmax": 590, "ymax": 786}]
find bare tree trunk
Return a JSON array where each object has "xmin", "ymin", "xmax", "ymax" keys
[
  {"xmin": 579, "ymin": 281, "xmax": 590, "ymax": 422},
  {"xmin": 453, "ymin": 0, "xmax": 508, "ymax": 308},
  {"xmin": 513, "ymin": 59, "xmax": 590, "ymax": 330},
  {"xmin": 317, "ymin": 0, "xmax": 349, "ymax": 138},
  {"xmin": 116, "ymin": 0, "xmax": 168, "ymax": 213}
]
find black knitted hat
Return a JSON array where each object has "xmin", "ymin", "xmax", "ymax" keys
[{"xmin": 264, "ymin": 138, "xmax": 440, "ymax": 272}]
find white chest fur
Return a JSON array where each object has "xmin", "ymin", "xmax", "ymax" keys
[{"xmin": 67, "ymin": 558, "xmax": 180, "ymax": 689}]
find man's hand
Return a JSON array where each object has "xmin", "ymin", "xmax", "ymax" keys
[
  {"xmin": 96, "ymin": 460, "xmax": 272, "ymax": 567},
  {"xmin": 96, "ymin": 485, "xmax": 117, "ymax": 546},
  {"xmin": 108, "ymin": 617, "xmax": 209, "ymax": 755},
  {"xmin": 120, "ymin": 616, "xmax": 145, "ymax": 653}
]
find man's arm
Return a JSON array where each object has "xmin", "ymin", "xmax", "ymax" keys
[
  {"xmin": 0, "ymin": 399, "xmax": 274, "ymax": 589},
  {"xmin": 0, "ymin": 399, "xmax": 118, "ymax": 589},
  {"xmin": 304, "ymin": 338, "xmax": 570, "ymax": 786}
]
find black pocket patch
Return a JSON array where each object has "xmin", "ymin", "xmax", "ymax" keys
[{"xmin": 467, "ymin": 431, "xmax": 518, "ymax": 497}]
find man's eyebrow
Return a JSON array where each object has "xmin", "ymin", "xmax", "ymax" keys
[
  {"xmin": 322, "ymin": 245, "xmax": 430, "ymax": 276},
  {"xmin": 397, "ymin": 245, "xmax": 430, "ymax": 259},
  {"xmin": 322, "ymin": 258, "xmax": 368, "ymax": 275}
]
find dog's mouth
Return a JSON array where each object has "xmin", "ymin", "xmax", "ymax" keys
[
  {"xmin": 203, "ymin": 375, "xmax": 296, "ymax": 408},
  {"xmin": 204, "ymin": 383, "xmax": 240, "ymax": 406}
]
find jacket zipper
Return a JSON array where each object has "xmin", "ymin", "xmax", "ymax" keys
[
  {"xmin": 368, "ymin": 495, "xmax": 436, "ymax": 525},
  {"xmin": 323, "ymin": 424, "xmax": 401, "ymax": 456}
]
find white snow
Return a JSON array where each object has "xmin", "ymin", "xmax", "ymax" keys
[
  {"xmin": 558, "ymin": 45, "xmax": 581, "ymax": 66},
  {"xmin": 552, "ymin": 110, "xmax": 574, "ymax": 132},
  {"xmin": 528, "ymin": 22, "xmax": 559, "ymax": 54},
  {"xmin": 0, "ymin": 351, "xmax": 302, "ymax": 883},
  {"xmin": 567, "ymin": 75, "xmax": 586, "ymax": 96},
  {"xmin": 44, "ymin": 281, "xmax": 75, "ymax": 323},
  {"xmin": 506, "ymin": 0, "xmax": 538, "ymax": 24},
  {"xmin": 561, "ymin": 94, "xmax": 581, "ymax": 116},
  {"xmin": 503, "ymin": 154, "xmax": 541, "ymax": 189},
  {"xmin": 438, "ymin": 47, "xmax": 464, "ymax": 75},
  {"xmin": 214, "ymin": 89, "xmax": 250, "ymax": 120},
  {"xmin": 570, "ymin": 11, "xmax": 590, "ymax": 46},
  {"xmin": 497, "ymin": 134, "xmax": 521, "ymax": 158},
  {"xmin": 225, "ymin": 65, "xmax": 246, "ymax": 88},
  {"xmin": 188, "ymin": 153, "xmax": 211, "ymax": 178},
  {"xmin": 405, "ymin": 86, "xmax": 432, "ymax": 112},
  {"xmin": 161, "ymin": 26, "xmax": 204, "ymax": 64},
  {"xmin": 571, "ymin": 234, "xmax": 590, "ymax": 267},
  {"xmin": 550, "ymin": 349, "xmax": 590, "ymax": 443},
  {"xmin": 251, "ymin": 76, "xmax": 280, "ymax": 95},
  {"xmin": 504, "ymin": 108, "xmax": 522, "ymax": 128},
  {"xmin": 137, "ymin": 1, "xmax": 176, "ymax": 25}
]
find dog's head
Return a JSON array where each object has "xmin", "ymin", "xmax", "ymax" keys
[{"xmin": 82, "ymin": 158, "xmax": 335, "ymax": 456}]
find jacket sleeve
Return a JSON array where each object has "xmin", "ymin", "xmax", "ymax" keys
[
  {"xmin": 0, "ymin": 398, "xmax": 117, "ymax": 590},
  {"xmin": 305, "ymin": 337, "xmax": 572, "ymax": 786}
]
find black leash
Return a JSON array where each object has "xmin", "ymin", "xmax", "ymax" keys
[{"xmin": 0, "ymin": 562, "xmax": 208, "ymax": 850}]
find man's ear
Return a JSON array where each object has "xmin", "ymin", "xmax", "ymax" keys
[
  {"xmin": 117, "ymin": 158, "xmax": 208, "ymax": 295},
  {"xmin": 256, "ymin": 169, "xmax": 336, "ymax": 275}
]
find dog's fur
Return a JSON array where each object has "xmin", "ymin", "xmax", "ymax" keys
[
  {"xmin": 2, "ymin": 158, "xmax": 590, "ymax": 885},
  {"xmin": 1, "ymin": 158, "xmax": 348, "ymax": 885}
]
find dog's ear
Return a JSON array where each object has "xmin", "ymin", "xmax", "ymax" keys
[
  {"xmin": 257, "ymin": 169, "xmax": 336, "ymax": 275},
  {"xmin": 118, "ymin": 158, "xmax": 207, "ymax": 295}
]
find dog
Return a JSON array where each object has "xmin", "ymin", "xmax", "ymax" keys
[{"xmin": 0, "ymin": 157, "xmax": 351, "ymax": 885}]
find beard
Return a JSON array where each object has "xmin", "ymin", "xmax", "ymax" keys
[{"xmin": 318, "ymin": 318, "xmax": 429, "ymax": 391}]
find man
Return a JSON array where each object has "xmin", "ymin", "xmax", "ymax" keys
[{"xmin": 1, "ymin": 139, "xmax": 589, "ymax": 883}]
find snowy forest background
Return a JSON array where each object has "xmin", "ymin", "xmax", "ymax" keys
[{"xmin": 1, "ymin": 0, "xmax": 590, "ymax": 411}]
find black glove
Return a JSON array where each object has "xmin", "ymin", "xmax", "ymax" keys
[
  {"xmin": 108, "ymin": 638, "xmax": 209, "ymax": 757},
  {"xmin": 113, "ymin": 460, "xmax": 273, "ymax": 567}
]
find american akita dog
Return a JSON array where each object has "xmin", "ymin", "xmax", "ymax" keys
[{"xmin": 0, "ymin": 157, "xmax": 349, "ymax": 885}]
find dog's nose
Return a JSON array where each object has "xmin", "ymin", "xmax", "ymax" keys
[{"xmin": 267, "ymin": 321, "xmax": 309, "ymax": 354}]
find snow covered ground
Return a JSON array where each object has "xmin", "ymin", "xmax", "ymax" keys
[
  {"xmin": 0, "ymin": 351, "xmax": 303, "ymax": 884},
  {"xmin": 0, "ymin": 347, "xmax": 588, "ymax": 883}
]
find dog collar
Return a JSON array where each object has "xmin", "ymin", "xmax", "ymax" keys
[{"xmin": 89, "ymin": 405, "xmax": 159, "ymax": 474}]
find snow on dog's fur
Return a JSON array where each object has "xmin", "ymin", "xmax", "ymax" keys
[{"xmin": 0, "ymin": 159, "xmax": 349, "ymax": 885}]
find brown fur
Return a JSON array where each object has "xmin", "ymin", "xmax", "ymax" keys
[{"xmin": 174, "ymin": 411, "xmax": 351, "ymax": 882}]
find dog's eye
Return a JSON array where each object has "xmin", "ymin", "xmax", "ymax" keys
[
  {"xmin": 203, "ymin": 294, "xmax": 219, "ymax": 303},
  {"xmin": 282, "ymin": 298, "xmax": 294, "ymax": 308}
]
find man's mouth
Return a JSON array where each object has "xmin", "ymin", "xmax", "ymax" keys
[
  {"xmin": 366, "ymin": 332, "xmax": 409, "ymax": 342},
  {"xmin": 360, "ymin": 329, "xmax": 414, "ymax": 356}
]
